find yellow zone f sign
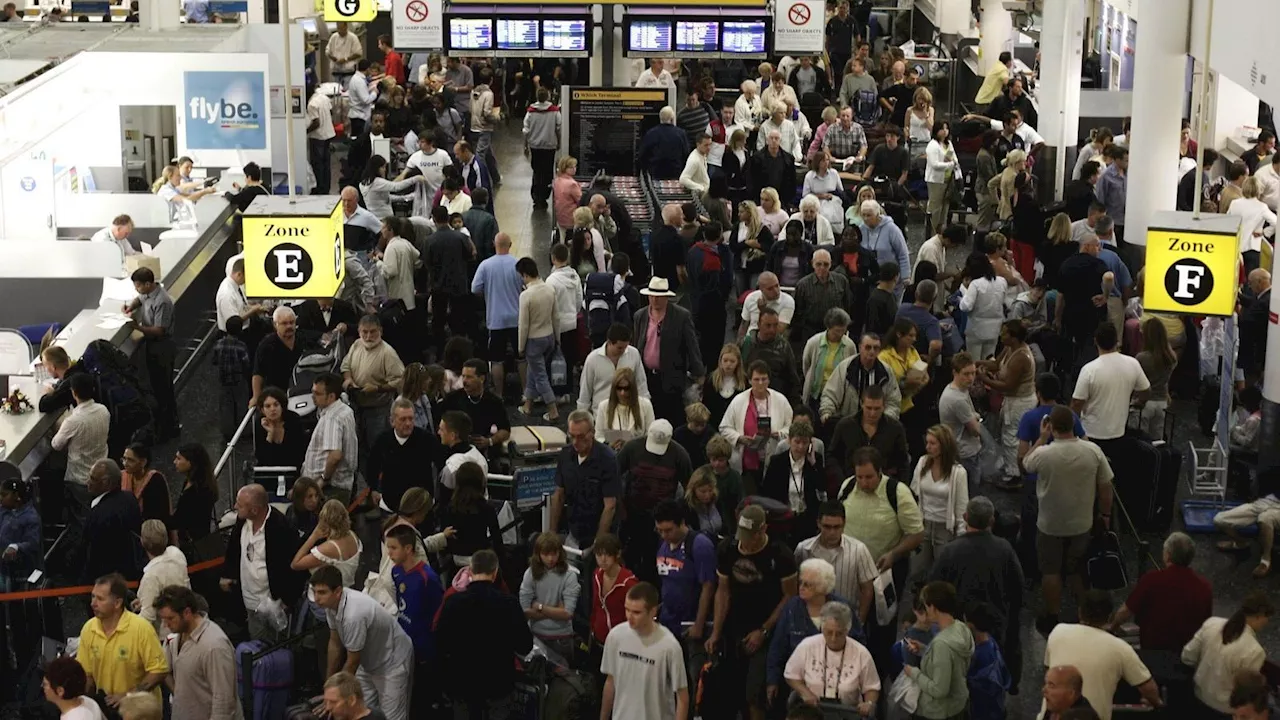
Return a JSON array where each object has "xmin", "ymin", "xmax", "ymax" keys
[
  {"xmin": 243, "ymin": 204, "xmax": 346, "ymax": 299},
  {"xmin": 1143, "ymin": 227, "xmax": 1240, "ymax": 317},
  {"xmin": 324, "ymin": 0, "xmax": 377, "ymax": 22}
]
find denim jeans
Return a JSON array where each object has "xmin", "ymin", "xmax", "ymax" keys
[{"xmin": 524, "ymin": 335, "xmax": 556, "ymax": 404}]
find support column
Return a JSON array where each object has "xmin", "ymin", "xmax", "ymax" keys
[
  {"xmin": 1036, "ymin": 0, "xmax": 1085, "ymax": 201},
  {"xmin": 142, "ymin": 0, "xmax": 181, "ymax": 31},
  {"xmin": 1261, "ymin": 253, "xmax": 1280, "ymax": 472},
  {"xmin": 1123, "ymin": 0, "xmax": 1190, "ymax": 252},
  {"xmin": 977, "ymin": 0, "xmax": 1012, "ymax": 74}
]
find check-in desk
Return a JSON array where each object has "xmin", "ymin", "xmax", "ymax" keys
[{"xmin": 0, "ymin": 196, "xmax": 239, "ymax": 479}]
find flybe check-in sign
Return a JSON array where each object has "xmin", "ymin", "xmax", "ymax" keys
[
  {"xmin": 1143, "ymin": 227, "xmax": 1240, "ymax": 317},
  {"xmin": 243, "ymin": 202, "xmax": 345, "ymax": 299},
  {"xmin": 184, "ymin": 71, "xmax": 267, "ymax": 151}
]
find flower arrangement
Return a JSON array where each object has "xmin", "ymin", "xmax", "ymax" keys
[{"xmin": 1, "ymin": 388, "xmax": 33, "ymax": 415}]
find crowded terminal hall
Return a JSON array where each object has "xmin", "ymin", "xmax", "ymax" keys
[{"xmin": 2, "ymin": 0, "xmax": 1280, "ymax": 719}]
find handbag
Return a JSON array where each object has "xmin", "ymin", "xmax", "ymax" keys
[
  {"xmin": 888, "ymin": 671, "xmax": 920, "ymax": 713},
  {"xmin": 873, "ymin": 569, "xmax": 897, "ymax": 626}
]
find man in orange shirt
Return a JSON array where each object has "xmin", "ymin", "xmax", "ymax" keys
[{"xmin": 377, "ymin": 35, "xmax": 405, "ymax": 86}]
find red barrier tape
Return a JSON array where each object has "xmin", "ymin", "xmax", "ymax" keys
[{"xmin": 0, "ymin": 486, "xmax": 374, "ymax": 604}]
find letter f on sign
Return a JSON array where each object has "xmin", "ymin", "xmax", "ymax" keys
[
  {"xmin": 273, "ymin": 249, "xmax": 304, "ymax": 284},
  {"xmin": 1173, "ymin": 264, "xmax": 1205, "ymax": 299}
]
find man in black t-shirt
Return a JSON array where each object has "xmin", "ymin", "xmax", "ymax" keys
[
  {"xmin": 252, "ymin": 305, "xmax": 303, "ymax": 404},
  {"xmin": 706, "ymin": 504, "xmax": 798, "ymax": 720},
  {"xmin": 865, "ymin": 126, "xmax": 911, "ymax": 203},
  {"xmin": 649, "ymin": 204, "xmax": 686, "ymax": 292},
  {"xmin": 878, "ymin": 67, "xmax": 919, "ymax": 129},
  {"xmin": 440, "ymin": 358, "xmax": 511, "ymax": 454},
  {"xmin": 1053, "ymin": 235, "xmax": 1109, "ymax": 371}
]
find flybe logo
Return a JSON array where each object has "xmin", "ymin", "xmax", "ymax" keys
[
  {"xmin": 189, "ymin": 95, "xmax": 260, "ymax": 129},
  {"xmin": 183, "ymin": 71, "xmax": 267, "ymax": 151}
]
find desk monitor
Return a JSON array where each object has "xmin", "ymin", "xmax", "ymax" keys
[
  {"xmin": 543, "ymin": 19, "xmax": 587, "ymax": 53},
  {"xmin": 449, "ymin": 18, "xmax": 493, "ymax": 51},
  {"xmin": 628, "ymin": 19, "xmax": 672, "ymax": 54},
  {"xmin": 496, "ymin": 19, "xmax": 540, "ymax": 51},
  {"xmin": 675, "ymin": 20, "xmax": 719, "ymax": 54},
  {"xmin": 721, "ymin": 20, "xmax": 766, "ymax": 55}
]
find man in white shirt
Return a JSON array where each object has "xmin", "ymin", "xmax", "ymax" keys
[
  {"xmin": 325, "ymin": 22, "xmax": 362, "ymax": 86},
  {"xmin": 404, "ymin": 133, "xmax": 451, "ymax": 215},
  {"xmin": 219, "ymin": 484, "xmax": 305, "ymax": 644},
  {"xmin": 346, "ymin": 60, "xmax": 379, "ymax": 139},
  {"xmin": 1070, "ymin": 201, "xmax": 1106, "ymax": 244},
  {"xmin": 599, "ymin": 582, "xmax": 689, "ymax": 720},
  {"xmin": 577, "ymin": 324, "xmax": 651, "ymax": 412},
  {"xmin": 306, "ymin": 85, "xmax": 337, "ymax": 195},
  {"xmin": 635, "ymin": 59, "xmax": 674, "ymax": 89},
  {"xmin": 215, "ymin": 257, "xmax": 266, "ymax": 333},
  {"xmin": 708, "ymin": 105, "xmax": 745, "ymax": 171},
  {"xmin": 91, "ymin": 214, "xmax": 138, "ymax": 261},
  {"xmin": 1255, "ymin": 152, "xmax": 1280, "ymax": 213},
  {"xmin": 50, "ymin": 373, "xmax": 110, "ymax": 503},
  {"xmin": 739, "ymin": 271, "xmax": 796, "ymax": 335},
  {"xmin": 1070, "ymin": 322, "xmax": 1150, "ymax": 443},
  {"xmin": 793, "ymin": 501, "xmax": 878, "ymax": 629},
  {"xmin": 340, "ymin": 186, "xmax": 382, "ymax": 237},
  {"xmin": 912, "ymin": 224, "xmax": 962, "ymax": 285},
  {"xmin": 1043, "ymin": 590, "xmax": 1163, "ymax": 720},
  {"xmin": 438, "ymin": 410, "xmax": 488, "ymax": 493},
  {"xmin": 679, "ymin": 133, "xmax": 712, "ymax": 196}
]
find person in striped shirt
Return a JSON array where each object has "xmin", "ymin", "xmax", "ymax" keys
[{"xmin": 793, "ymin": 500, "xmax": 878, "ymax": 631}]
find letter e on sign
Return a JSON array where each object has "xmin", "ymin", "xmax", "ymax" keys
[
  {"xmin": 1143, "ymin": 227, "xmax": 1239, "ymax": 317},
  {"xmin": 265, "ymin": 243, "xmax": 314, "ymax": 290},
  {"xmin": 241, "ymin": 199, "xmax": 345, "ymax": 299}
]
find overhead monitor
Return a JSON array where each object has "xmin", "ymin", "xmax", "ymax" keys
[
  {"xmin": 721, "ymin": 20, "xmax": 766, "ymax": 55},
  {"xmin": 674, "ymin": 20, "xmax": 719, "ymax": 53},
  {"xmin": 496, "ymin": 18, "xmax": 540, "ymax": 51},
  {"xmin": 543, "ymin": 19, "xmax": 588, "ymax": 53},
  {"xmin": 449, "ymin": 18, "xmax": 493, "ymax": 51},
  {"xmin": 628, "ymin": 19, "xmax": 672, "ymax": 54}
]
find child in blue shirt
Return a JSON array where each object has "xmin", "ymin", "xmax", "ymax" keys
[
  {"xmin": 387, "ymin": 524, "xmax": 444, "ymax": 662},
  {"xmin": 965, "ymin": 602, "xmax": 1012, "ymax": 720}
]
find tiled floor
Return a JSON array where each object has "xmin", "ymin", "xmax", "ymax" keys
[{"xmin": 53, "ymin": 122, "xmax": 1279, "ymax": 714}]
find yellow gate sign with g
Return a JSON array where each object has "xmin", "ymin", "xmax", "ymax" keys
[
  {"xmin": 324, "ymin": 0, "xmax": 377, "ymax": 22},
  {"xmin": 1143, "ymin": 224, "xmax": 1239, "ymax": 317},
  {"xmin": 242, "ymin": 197, "xmax": 345, "ymax": 299}
]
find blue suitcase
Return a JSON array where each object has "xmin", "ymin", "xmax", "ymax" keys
[{"xmin": 236, "ymin": 639, "xmax": 294, "ymax": 720}]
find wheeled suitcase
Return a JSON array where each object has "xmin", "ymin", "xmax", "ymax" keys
[
  {"xmin": 1104, "ymin": 434, "xmax": 1161, "ymax": 535},
  {"xmin": 236, "ymin": 640, "xmax": 294, "ymax": 720},
  {"xmin": 1145, "ymin": 441, "xmax": 1183, "ymax": 534},
  {"xmin": 508, "ymin": 425, "xmax": 568, "ymax": 469}
]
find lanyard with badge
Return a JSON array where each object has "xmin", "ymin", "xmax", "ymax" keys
[{"xmin": 822, "ymin": 643, "xmax": 849, "ymax": 701}]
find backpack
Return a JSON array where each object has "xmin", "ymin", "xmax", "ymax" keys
[
  {"xmin": 838, "ymin": 475, "xmax": 903, "ymax": 514},
  {"xmin": 736, "ymin": 496, "xmax": 796, "ymax": 536},
  {"xmin": 852, "ymin": 88, "xmax": 880, "ymax": 125},
  {"xmin": 1086, "ymin": 531, "xmax": 1128, "ymax": 591},
  {"xmin": 584, "ymin": 272, "xmax": 629, "ymax": 336},
  {"xmin": 80, "ymin": 339, "xmax": 151, "ymax": 436}
]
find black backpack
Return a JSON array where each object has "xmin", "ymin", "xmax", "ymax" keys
[
  {"xmin": 80, "ymin": 339, "xmax": 151, "ymax": 434},
  {"xmin": 838, "ymin": 475, "xmax": 903, "ymax": 514},
  {"xmin": 584, "ymin": 272, "xmax": 628, "ymax": 336}
]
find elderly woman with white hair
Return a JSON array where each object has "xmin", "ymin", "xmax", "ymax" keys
[
  {"xmin": 766, "ymin": 559, "xmax": 865, "ymax": 706},
  {"xmin": 800, "ymin": 154, "xmax": 846, "ymax": 235},
  {"xmin": 788, "ymin": 194, "xmax": 837, "ymax": 247},
  {"xmin": 735, "ymin": 79, "xmax": 766, "ymax": 131},
  {"xmin": 783, "ymin": 96, "xmax": 812, "ymax": 144},
  {"xmin": 756, "ymin": 101, "xmax": 803, "ymax": 158},
  {"xmin": 858, "ymin": 200, "xmax": 911, "ymax": 299},
  {"xmin": 782, "ymin": 601, "xmax": 880, "ymax": 713}
]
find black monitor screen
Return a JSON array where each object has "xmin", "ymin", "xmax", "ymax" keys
[
  {"xmin": 628, "ymin": 19, "xmax": 672, "ymax": 53},
  {"xmin": 496, "ymin": 19, "xmax": 540, "ymax": 50},
  {"xmin": 449, "ymin": 18, "xmax": 492, "ymax": 50},
  {"xmin": 543, "ymin": 19, "xmax": 587, "ymax": 52},
  {"xmin": 675, "ymin": 21, "xmax": 719, "ymax": 53},
  {"xmin": 722, "ymin": 21, "xmax": 766, "ymax": 54}
]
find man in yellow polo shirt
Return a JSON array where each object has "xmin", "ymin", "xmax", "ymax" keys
[
  {"xmin": 78, "ymin": 573, "xmax": 168, "ymax": 709},
  {"xmin": 974, "ymin": 51, "xmax": 1012, "ymax": 107},
  {"xmin": 837, "ymin": 446, "xmax": 923, "ymax": 676}
]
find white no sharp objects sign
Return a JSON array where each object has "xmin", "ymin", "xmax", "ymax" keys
[
  {"xmin": 393, "ymin": 0, "xmax": 443, "ymax": 50},
  {"xmin": 774, "ymin": 0, "xmax": 824, "ymax": 54}
]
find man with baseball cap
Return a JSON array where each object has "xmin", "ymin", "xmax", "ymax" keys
[
  {"xmin": 617, "ymin": 420, "xmax": 693, "ymax": 586},
  {"xmin": 706, "ymin": 503, "xmax": 799, "ymax": 720}
]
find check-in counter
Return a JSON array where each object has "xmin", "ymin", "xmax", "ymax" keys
[{"xmin": 0, "ymin": 196, "xmax": 239, "ymax": 479}]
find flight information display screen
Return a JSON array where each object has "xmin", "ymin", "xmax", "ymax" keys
[
  {"xmin": 543, "ymin": 19, "xmax": 587, "ymax": 52},
  {"xmin": 675, "ymin": 21, "xmax": 719, "ymax": 53},
  {"xmin": 628, "ymin": 20, "xmax": 672, "ymax": 53},
  {"xmin": 449, "ymin": 19, "xmax": 492, "ymax": 50},
  {"xmin": 721, "ymin": 21, "xmax": 766, "ymax": 54},
  {"xmin": 496, "ymin": 19, "xmax": 540, "ymax": 50}
]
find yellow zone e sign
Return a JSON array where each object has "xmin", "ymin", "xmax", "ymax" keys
[
  {"xmin": 243, "ymin": 203, "xmax": 346, "ymax": 299},
  {"xmin": 1143, "ymin": 227, "xmax": 1240, "ymax": 317},
  {"xmin": 324, "ymin": 0, "xmax": 377, "ymax": 22}
]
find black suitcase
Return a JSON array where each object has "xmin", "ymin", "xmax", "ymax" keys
[
  {"xmin": 1106, "ymin": 434, "xmax": 1161, "ymax": 534},
  {"xmin": 1145, "ymin": 441, "xmax": 1183, "ymax": 534}
]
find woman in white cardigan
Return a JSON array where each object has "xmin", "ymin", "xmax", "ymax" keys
[
  {"xmin": 1182, "ymin": 590, "xmax": 1272, "ymax": 715},
  {"xmin": 375, "ymin": 217, "xmax": 422, "ymax": 311},
  {"xmin": 1227, "ymin": 177, "xmax": 1277, "ymax": 269},
  {"xmin": 719, "ymin": 359, "xmax": 794, "ymax": 478},
  {"xmin": 358, "ymin": 155, "xmax": 425, "ymax": 220},
  {"xmin": 909, "ymin": 425, "xmax": 969, "ymax": 580},
  {"xmin": 924, "ymin": 122, "xmax": 962, "ymax": 235},
  {"xmin": 735, "ymin": 79, "xmax": 765, "ymax": 131},
  {"xmin": 788, "ymin": 194, "xmax": 836, "ymax": 247},
  {"xmin": 801, "ymin": 308, "xmax": 855, "ymax": 407},
  {"xmin": 595, "ymin": 367, "xmax": 655, "ymax": 450}
]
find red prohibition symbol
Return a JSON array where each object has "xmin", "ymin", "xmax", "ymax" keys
[
  {"xmin": 788, "ymin": 3, "xmax": 811, "ymax": 24},
  {"xmin": 406, "ymin": 0, "xmax": 428, "ymax": 22}
]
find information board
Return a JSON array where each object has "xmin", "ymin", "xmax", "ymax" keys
[
  {"xmin": 565, "ymin": 87, "xmax": 670, "ymax": 177},
  {"xmin": 722, "ymin": 20, "xmax": 767, "ymax": 55},
  {"xmin": 628, "ymin": 20, "xmax": 672, "ymax": 54},
  {"xmin": 514, "ymin": 465, "xmax": 558, "ymax": 510},
  {"xmin": 543, "ymin": 19, "xmax": 588, "ymax": 53},
  {"xmin": 497, "ymin": 19, "xmax": 540, "ymax": 51},
  {"xmin": 449, "ymin": 18, "xmax": 493, "ymax": 51},
  {"xmin": 675, "ymin": 21, "xmax": 720, "ymax": 53}
]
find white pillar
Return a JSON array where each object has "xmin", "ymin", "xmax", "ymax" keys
[
  {"xmin": 142, "ymin": 0, "xmax": 181, "ymax": 30},
  {"xmin": 1123, "ymin": 0, "xmax": 1189, "ymax": 247},
  {"xmin": 978, "ymin": 0, "xmax": 1013, "ymax": 74},
  {"xmin": 934, "ymin": 0, "xmax": 972, "ymax": 35},
  {"xmin": 1037, "ymin": 0, "xmax": 1085, "ymax": 201}
]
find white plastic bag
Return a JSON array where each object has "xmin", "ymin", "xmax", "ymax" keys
[
  {"xmin": 873, "ymin": 569, "xmax": 897, "ymax": 626},
  {"xmin": 257, "ymin": 598, "xmax": 288, "ymax": 632},
  {"xmin": 889, "ymin": 672, "xmax": 920, "ymax": 713}
]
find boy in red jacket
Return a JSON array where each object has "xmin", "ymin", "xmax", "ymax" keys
[{"xmin": 590, "ymin": 534, "xmax": 638, "ymax": 668}]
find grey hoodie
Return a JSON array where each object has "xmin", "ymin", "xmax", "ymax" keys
[
  {"xmin": 522, "ymin": 100, "xmax": 561, "ymax": 151},
  {"xmin": 913, "ymin": 620, "xmax": 975, "ymax": 719},
  {"xmin": 470, "ymin": 84, "xmax": 495, "ymax": 133},
  {"xmin": 518, "ymin": 565, "xmax": 580, "ymax": 637},
  {"xmin": 861, "ymin": 214, "xmax": 911, "ymax": 291}
]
